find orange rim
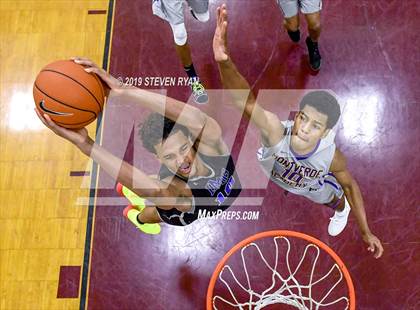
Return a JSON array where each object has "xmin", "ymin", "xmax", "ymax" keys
[{"xmin": 206, "ymin": 230, "xmax": 356, "ymax": 310}]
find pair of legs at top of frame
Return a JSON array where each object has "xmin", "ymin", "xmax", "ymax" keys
[
  {"xmin": 153, "ymin": 0, "xmax": 323, "ymax": 106},
  {"xmin": 153, "ymin": 0, "xmax": 210, "ymax": 105},
  {"xmin": 279, "ymin": 0, "xmax": 323, "ymax": 71}
]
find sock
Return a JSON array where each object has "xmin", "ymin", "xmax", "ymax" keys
[
  {"xmin": 308, "ymin": 37, "xmax": 318, "ymax": 44},
  {"xmin": 136, "ymin": 214, "xmax": 145, "ymax": 225},
  {"xmin": 184, "ymin": 63, "xmax": 198, "ymax": 79},
  {"xmin": 287, "ymin": 29, "xmax": 300, "ymax": 42},
  {"xmin": 336, "ymin": 198, "xmax": 350, "ymax": 214}
]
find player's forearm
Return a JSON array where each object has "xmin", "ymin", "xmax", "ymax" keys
[
  {"xmin": 217, "ymin": 59, "xmax": 254, "ymax": 109},
  {"xmin": 343, "ymin": 182, "xmax": 372, "ymax": 235},
  {"xmin": 217, "ymin": 59, "xmax": 272, "ymax": 133},
  {"xmin": 112, "ymin": 88, "xmax": 206, "ymax": 130},
  {"xmin": 77, "ymin": 139, "xmax": 164, "ymax": 198}
]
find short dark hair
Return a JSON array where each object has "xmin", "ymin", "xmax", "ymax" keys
[
  {"xmin": 299, "ymin": 91, "xmax": 341, "ymax": 129},
  {"xmin": 139, "ymin": 112, "xmax": 191, "ymax": 154}
]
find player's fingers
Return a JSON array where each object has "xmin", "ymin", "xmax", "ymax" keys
[
  {"xmin": 71, "ymin": 56, "xmax": 91, "ymax": 62},
  {"xmin": 84, "ymin": 67, "xmax": 102, "ymax": 74},
  {"xmin": 222, "ymin": 21, "xmax": 228, "ymax": 35},
  {"xmin": 374, "ymin": 240, "xmax": 384, "ymax": 259},
  {"xmin": 43, "ymin": 113, "xmax": 55, "ymax": 126},
  {"xmin": 367, "ymin": 241, "xmax": 375, "ymax": 253},
  {"xmin": 73, "ymin": 58, "xmax": 97, "ymax": 67},
  {"xmin": 34, "ymin": 108, "xmax": 49, "ymax": 127},
  {"xmin": 84, "ymin": 67, "xmax": 110, "ymax": 82},
  {"xmin": 217, "ymin": 7, "xmax": 223, "ymax": 27},
  {"xmin": 43, "ymin": 113, "xmax": 60, "ymax": 131},
  {"xmin": 84, "ymin": 67, "xmax": 114, "ymax": 87},
  {"xmin": 221, "ymin": 5, "xmax": 227, "ymax": 20}
]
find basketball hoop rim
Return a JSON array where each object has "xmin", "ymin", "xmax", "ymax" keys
[{"xmin": 206, "ymin": 230, "xmax": 356, "ymax": 310}]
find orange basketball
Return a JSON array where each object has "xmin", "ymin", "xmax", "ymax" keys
[{"xmin": 33, "ymin": 60, "xmax": 105, "ymax": 129}]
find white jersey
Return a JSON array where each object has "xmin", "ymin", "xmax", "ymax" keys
[{"xmin": 257, "ymin": 120, "xmax": 338, "ymax": 201}]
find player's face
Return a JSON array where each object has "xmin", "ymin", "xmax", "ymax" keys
[
  {"xmin": 154, "ymin": 131, "xmax": 197, "ymax": 178},
  {"xmin": 291, "ymin": 105, "xmax": 329, "ymax": 152}
]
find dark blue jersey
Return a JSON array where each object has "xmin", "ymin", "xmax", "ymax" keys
[{"xmin": 156, "ymin": 153, "xmax": 241, "ymax": 226}]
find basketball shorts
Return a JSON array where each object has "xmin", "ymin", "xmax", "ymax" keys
[
  {"xmin": 156, "ymin": 199, "xmax": 232, "ymax": 226},
  {"xmin": 299, "ymin": 173, "xmax": 344, "ymax": 206},
  {"xmin": 152, "ymin": 0, "xmax": 209, "ymax": 25},
  {"xmin": 276, "ymin": 0, "xmax": 322, "ymax": 18}
]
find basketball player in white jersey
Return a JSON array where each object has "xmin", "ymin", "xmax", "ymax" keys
[
  {"xmin": 152, "ymin": 0, "xmax": 209, "ymax": 104},
  {"xmin": 276, "ymin": 0, "xmax": 322, "ymax": 70},
  {"xmin": 213, "ymin": 5, "xmax": 383, "ymax": 258}
]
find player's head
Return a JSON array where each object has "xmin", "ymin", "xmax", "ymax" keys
[
  {"xmin": 139, "ymin": 113, "xmax": 197, "ymax": 178},
  {"xmin": 292, "ymin": 91, "xmax": 341, "ymax": 151}
]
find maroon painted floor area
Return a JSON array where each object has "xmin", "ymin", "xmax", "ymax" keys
[{"xmin": 87, "ymin": 1, "xmax": 419, "ymax": 309}]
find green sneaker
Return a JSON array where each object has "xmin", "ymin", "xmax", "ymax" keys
[
  {"xmin": 116, "ymin": 182, "xmax": 146, "ymax": 208},
  {"xmin": 117, "ymin": 183, "xmax": 161, "ymax": 234},
  {"xmin": 123, "ymin": 206, "xmax": 161, "ymax": 235},
  {"xmin": 191, "ymin": 78, "xmax": 209, "ymax": 104}
]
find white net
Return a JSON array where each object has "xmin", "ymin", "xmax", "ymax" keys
[{"xmin": 212, "ymin": 236, "xmax": 350, "ymax": 310}]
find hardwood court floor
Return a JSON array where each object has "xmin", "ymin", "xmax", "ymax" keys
[{"xmin": 1, "ymin": 1, "xmax": 109, "ymax": 309}]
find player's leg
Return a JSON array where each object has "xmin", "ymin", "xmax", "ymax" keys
[
  {"xmin": 302, "ymin": 174, "xmax": 350, "ymax": 236},
  {"xmin": 301, "ymin": 0, "xmax": 322, "ymax": 70},
  {"xmin": 171, "ymin": 23, "xmax": 208, "ymax": 105},
  {"xmin": 320, "ymin": 174, "xmax": 351, "ymax": 236},
  {"xmin": 276, "ymin": 0, "xmax": 301, "ymax": 42},
  {"xmin": 123, "ymin": 205, "xmax": 162, "ymax": 234},
  {"xmin": 153, "ymin": 0, "xmax": 208, "ymax": 104},
  {"xmin": 325, "ymin": 194, "xmax": 351, "ymax": 237},
  {"xmin": 325, "ymin": 194, "xmax": 345, "ymax": 212},
  {"xmin": 137, "ymin": 207, "xmax": 162, "ymax": 224},
  {"xmin": 187, "ymin": 0, "xmax": 210, "ymax": 22},
  {"xmin": 171, "ymin": 25, "xmax": 193, "ymax": 67},
  {"xmin": 117, "ymin": 182, "xmax": 161, "ymax": 234}
]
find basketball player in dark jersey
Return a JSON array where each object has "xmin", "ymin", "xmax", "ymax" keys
[
  {"xmin": 134, "ymin": 112, "xmax": 241, "ymax": 228},
  {"xmin": 35, "ymin": 57, "xmax": 241, "ymax": 234}
]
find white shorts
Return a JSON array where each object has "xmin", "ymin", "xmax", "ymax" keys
[
  {"xmin": 277, "ymin": 0, "xmax": 322, "ymax": 18},
  {"xmin": 152, "ymin": 0, "xmax": 209, "ymax": 25},
  {"xmin": 299, "ymin": 173, "xmax": 344, "ymax": 206}
]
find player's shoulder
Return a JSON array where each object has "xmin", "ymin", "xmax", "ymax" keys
[{"xmin": 330, "ymin": 147, "xmax": 347, "ymax": 172}]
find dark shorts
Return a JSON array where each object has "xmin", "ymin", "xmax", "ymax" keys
[{"xmin": 156, "ymin": 203, "xmax": 231, "ymax": 226}]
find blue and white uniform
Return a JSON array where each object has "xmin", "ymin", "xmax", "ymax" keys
[{"xmin": 257, "ymin": 120, "xmax": 343, "ymax": 204}]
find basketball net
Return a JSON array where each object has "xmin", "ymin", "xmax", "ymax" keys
[{"xmin": 207, "ymin": 230, "xmax": 355, "ymax": 310}]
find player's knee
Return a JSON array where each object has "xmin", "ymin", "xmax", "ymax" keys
[
  {"xmin": 194, "ymin": 10, "xmax": 209, "ymax": 23},
  {"xmin": 283, "ymin": 17, "xmax": 299, "ymax": 31},
  {"xmin": 308, "ymin": 21, "xmax": 321, "ymax": 33},
  {"xmin": 170, "ymin": 23, "xmax": 188, "ymax": 46}
]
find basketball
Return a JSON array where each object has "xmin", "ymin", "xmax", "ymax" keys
[{"xmin": 33, "ymin": 60, "xmax": 105, "ymax": 129}]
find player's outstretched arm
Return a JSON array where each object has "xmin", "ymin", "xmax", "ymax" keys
[
  {"xmin": 213, "ymin": 4, "xmax": 284, "ymax": 147},
  {"xmin": 330, "ymin": 148, "xmax": 384, "ymax": 259},
  {"xmin": 72, "ymin": 57, "xmax": 225, "ymax": 153},
  {"xmin": 35, "ymin": 109, "xmax": 185, "ymax": 206},
  {"xmin": 113, "ymin": 88, "xmax": 227, "ymax": 154}
]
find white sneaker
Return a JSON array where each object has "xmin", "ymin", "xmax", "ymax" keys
[{"xmin": 328, "ymin": 197, "xmax": 351, "ymax": 236}]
